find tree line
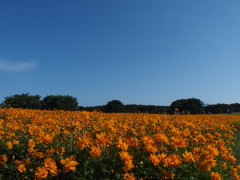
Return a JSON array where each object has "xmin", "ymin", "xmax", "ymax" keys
[{"xmin": 1, "ymin": 93, "xmax": 239, "ymax": 114}]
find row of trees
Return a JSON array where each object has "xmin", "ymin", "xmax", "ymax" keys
[
  {"xmin": 84, "ymin": 100, "xmax": 169, "ymax": 114},
  {"xmin": 2, "ymin": 93, "xmax": 79, "ymax": 111},
  {"xmin": 204, "ymin": 103, "xmax": 240, "ymax": 114},
  {"xmin": 1, "ymin": 93, "xmax": 239, "ymax": 114}
]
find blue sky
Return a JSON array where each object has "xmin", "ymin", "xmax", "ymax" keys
[{"xmin": 0, "ymin": 0, "xmax": 240, "ymax": 106}]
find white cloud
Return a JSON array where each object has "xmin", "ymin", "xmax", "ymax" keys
[{"xmin": 0, "ymin": 59, "xmax": 37, "ymax": 72}]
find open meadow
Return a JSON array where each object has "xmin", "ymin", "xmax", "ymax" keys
[{"xmin": 0, "ymin": 108, "xmax": 240, "ymax": 179}]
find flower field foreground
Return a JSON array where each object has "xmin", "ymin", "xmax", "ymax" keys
[{"xmin": 0, "ymin": 108, "xmax": 240, "ymax": 179}]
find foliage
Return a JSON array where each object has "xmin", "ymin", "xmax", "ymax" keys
[
  {"xmin": 43, "ymin": 95, "xmax": 79, "ymax": 111},
  {"xmin": 3, "ymin": 93, "xmax": 42, "ymax": 109},
  {"xmin": 170, "ymin": 98, "xmax": 204, "ymax": 114},
  {"xmin": 205, "ymin": 103, "xmax": 240, "ymax": 114},
  {"xmin": 105, "ymin": 100, "xmax": 125, "ymax": 113},
  {"xmin": 0, "ymin": 108, "xmax": 239, "ymax": 179},
  {"xmin": 125, "ymin": 104, "xmax": 169, "ymax": 114}
]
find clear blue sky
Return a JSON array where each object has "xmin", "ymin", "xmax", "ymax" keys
[{"xmin": 0, "ymin": 0, "xmax": 240, "ymax": 106}]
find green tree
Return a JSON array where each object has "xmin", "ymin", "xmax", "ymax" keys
[
  {"xmin": 105, "ymin": 100, "xmax": 125, "ymax": 113},
  {"xmin": 3, "ymin": 93, "xmax": 42, "ymax": 109},
  {"xmin": 43, "ymin": 95, "xmax": 79, "ymax": 111},
  {"xmin": 170, "ymin": 98, "xmax": 204, "ymax": 114}
]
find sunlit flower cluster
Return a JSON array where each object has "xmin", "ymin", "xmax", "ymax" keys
[{"xmin": 0, "ymin": 108, "xmax": 239, "ymax": 179}]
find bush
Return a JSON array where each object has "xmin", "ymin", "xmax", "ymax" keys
[
  {"xmin": 3, "ymin": 93, "xmax": 42, "ymax": 109},
  {"xmin": 43, "ymin": 95, "xmax": 79, "ymax": 111},
  {"xmin": 105, "ymin": 100, "xmax": 125, "ymax": 113},
  {"xmin": 170, "ymin": 98, "xmax": 204, "ymax": 114}
]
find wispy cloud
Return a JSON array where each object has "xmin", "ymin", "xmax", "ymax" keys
[{"xmin": 0, "ymin": 59, "xmax": 37, "ymax": 72}]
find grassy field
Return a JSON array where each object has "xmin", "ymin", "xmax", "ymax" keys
[{"xmin": 231, "ymin": 112, "xmax": 240, "ymax": 115}]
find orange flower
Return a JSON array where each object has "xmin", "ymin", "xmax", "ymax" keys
[
  {"xmin": 237, "ymin": 165, "xmax": 240, "ymax": 172},
  {"xmin": 12, "ymin": 140, "xmax": 19, "ymax": 145},
  {"xmin": 146, "ymin": 144, "xmax": 158, "ymax": 153},
  {"xmin": 183, "ymin": 151, "xmax": 195, "ymax": 163},
  {"xmin": 60, "ymin": 155, "xmax": 78, "ymax": 173},
  {"xmin": 75, "ymin": 136, "xmax": 91, "ymax": 150},
  {"xmin": 162, "ymin": 170, "xmax": 175, "ymax": 180},
  {"xmin": 122, "ymin": 173, "xmax": 135, "ymax": 180},
  {"xmin": 34, "ymin": 166, "xmax": 48, "ymax": 180},
  {"xmin": 198, "ymin": 158, "xmax": 217, "ymax": 173},
  {"xmin": 6, "ymin": 141, "xmax": 13, "ymax": 149},
  {"xmin": 167, "ymin": 154, "xmax": 182, "ymax": 168},
  {"xmin": 154, "ymin": 133, "xmax": 169, "ymax": 144},
  {"xmin": 0, "ymin": 154, "xmax": 8, "ymax": 166},
  {"xmin": 116, "ymin": 137, "xmax": 128, "ymax": 151},
  {"xmin": 96, "ymin": 132, "xmax": 110, "ymax": 148},
  {"xmin": 90, "ymin": 146, "xmax": 102, "ymax": 158},
  {"xmin": 44, "ymin": 158, "xmax": 58, "ymax": 176},
  {"xmin": 15, "ymin": 160, "xmax": 26, "ymax": 172},
  {"xmin": 148, "ymin": 153, "xmax": 160, "ymax": 166},
  {"xmin": 28, "ymin": 139, "xmax": 36, "ymax": 148},
  {"xmin": 43, "ymin": 134, "xmax": 53, "ymax": 144},
  {"xmin": 211, "ymin": 172, "xmax": 221, "ymax": 180},
  {"xmin": 17, "ymin": 164, "xmax": 26, "ymax": 173},
  {"xmin": 119, "ymin": 151, "xmax": 134, "ymax": 172},
  {"xmin": 221, "ymin": 162, "xmax": 227, "ymax": 169}
]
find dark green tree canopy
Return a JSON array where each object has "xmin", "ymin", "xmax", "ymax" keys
[
  {"xmin": 3, "ymin": 93, "xmax": 42, "ymax": 109},
  {"xmin": 43, "ymin": 95, "xmax": 79, "ymax": 111},
  {"xmin": 105, "ymin": 100, "xmax": 125, "ymax": 113},
  {"xmin": 170, "ymin": 98, "xmax": 204, "ymax": 114}
]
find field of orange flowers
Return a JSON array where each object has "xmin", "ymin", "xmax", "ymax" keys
[{"xmin": 0, "ymin": 108, "xmax": 240, "ymax": 179}]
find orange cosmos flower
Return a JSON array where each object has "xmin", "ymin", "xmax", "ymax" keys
[
  {"xmin": 6, "ymin": 141, "xmax": 13, "ymax": 149},
  {"xmin": 12, "ymin": 140, "xmax": 19, "ymax": 145},
  {"xmin": 183, "ymin": 151, "xmax": 195, "ymax": 163},
  {"xmin": 0, "ymin": 154, "xmax": 8, "ymax": 166},
  {"xmin": 198, "ymin": 158, "xmax": 217, "ymax": 173},
  {"xmin": 28, "ymin": 139, "xmax": 36, "ymax": 148},
  {"xmin": 75, "ymin": 136, "xmax": 91, "ymax": 150},
  {"xmin": 154, "ymin": 133, "xmax": 169, "ymax": 144},
  {"xmin": 60, "ymin": 155, "xmax": 78, "ymax": 173},
  {"xmin": 15, "ymin": 160, "xmax": 26, "ymax": 173},
  {"xmin": 43, "ymin": 134, "xmax": 53, "ymax": 144},
  {"xmin": 148, "ymin": 153, "xmax": 160, "ymax": 166},
  {"xmin": 162, "ymin": 170, "xmax": 175, "ymax": 180},
  {"xmin": 119, "ymin": 151, "xmax": 134, "ymax": 172},
  {"xmin": 211, "ymin": 172, "xmax": 221, "ymax": 180},
  {"xmin": 237, "ymin": 165, "xmax": 240, "ymax": 172},
  {"xmin": 167, "ymin": 154, "xmax": 182, "ymax": 168},
  {"xmin": 116, "ymin": 137, "xmax": 128, "ymax": 151},
  {"xmin": 18, "ymin": 164, "xmax": 26, "ymax": 173},
  {"xmin": 221, "ymin": 162, "xmax": 227, "ymax": 170},
  {"xmin": 96, "ymin": 132, "xmax": 110, "ymax": 148},
  {"xmin": 34, "ymin": 166, "xmax": 48, "ymax": 180},
  {"xmin": 90, "ymin": 146, "xmax": 102, "ymax": 158},
  {"xmin": 146, "ymin": 144, "xmax": 158, "ymax": 153},
  {"xmin": 122, "ymin": 173, "xmax": 135, "ymax": 180},
  {"xmin": 44, "ymin": 158, "xmax": 58, "ymax": 176}
]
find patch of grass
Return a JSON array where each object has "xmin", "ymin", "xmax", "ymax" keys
[
  {"xmin": 231, "ymin": 112, "xmax": 240, "ymax": 115},
  {"xmin": 232, "ymin": 130, "xmax": 240, "ymax": 164}
]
